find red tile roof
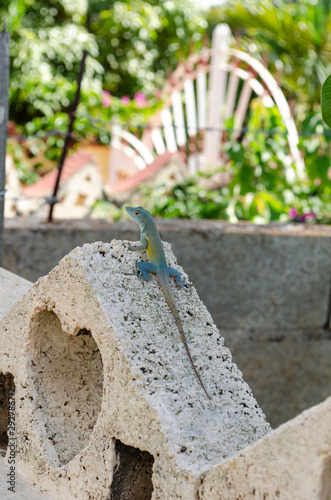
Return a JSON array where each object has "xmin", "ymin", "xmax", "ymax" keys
[
  {"xmin": 111, "ymin": 151, "xmax": 177, "ymax": 192},
  {"xmin": 23, "ymin": 151, "xmax": 94, "ymax": 197}
]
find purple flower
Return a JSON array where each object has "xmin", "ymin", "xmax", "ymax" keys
[
  {"xmin": 121, "ymin": 96, "xmax": 130, "ymax": 105},
  {"xmin": 101, "ymin": 90, "xmax": 112, "ymax": 107},
  {"xmin": 134, "ymin": 92, "xmax": 146, "ymax": 106}
]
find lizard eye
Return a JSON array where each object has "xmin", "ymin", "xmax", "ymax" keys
[{"xmin": 134, "ymin": 210, "xmax": 140, "ymax": 215}]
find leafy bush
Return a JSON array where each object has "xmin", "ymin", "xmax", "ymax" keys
[
  {"xmin": 1, "ymin": 0, "xmax": 206, "ymax": 125},
  {"xmin": 208, "ymin": 0, "xmax": 331, "ymax": 117},
  {"xmin": 89, "ymin": 0, "xmax": 207, "ymax": 96},
  {"xmin": 141, "ymin": 100, "xmax": 331, "ymax": 224},
  {"xmin": 3, "ymin": 0, "xmax": 331, "ymax": 225},
  {"xmin": 321, "ymin": 73, "xmax": 331, "ymax": 128}
]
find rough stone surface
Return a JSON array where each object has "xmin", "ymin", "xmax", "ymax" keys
[
  {"xmin": 0, "ymin": 457, "xmax": 55, "ymax": 499},
  {"xmin": 200, "ymin": 395, "xmax": 331, "ymax": 499},
  {"xmin": 0, "ymin": 240, "xmax": 270, "ymax": 499},
  {"xmin": 0, "ymin": 267, "xmax": 32, "ymax": 320}
]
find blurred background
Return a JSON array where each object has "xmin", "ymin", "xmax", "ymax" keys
[
  {"xmin": 1, "ymin": 0, "xmax": 331, "ymax": 224},
  {"xmin": 1, "ymin": 1, "xmax": 331, "ymax": 431}
]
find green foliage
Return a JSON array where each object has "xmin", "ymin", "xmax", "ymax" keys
[
  {"xmin": 322, "ymin": 74, "xmax": 331, "ymax": 128},
  {"xmin": 89, "ymin": 0, "xmax": 207, "ymax": 96},
  {"xmin": 139, "ymin": 100, "xmax": 331, "ymax": 224},
  {"xmin": 91, "ymin": 200, "xmax": 124, "ymax": 221},
  {"xmin": 6, "ymin": 140, "xmax": 42, "ymax": 185},
  {"xmin": 297, "ymin": 112, "xmax": 331, "ymax": 223},
  {"xmin": 142, "ymin": 177, "xmax": 230, "ymax": 220},
  {"xmin": 1, "ymin": 0, "xmax": 206, "ymax": 125},
  {"xmin": 222, "ymin": 101, "xmax": 292, "ymax": 222},
  {"xmin": 3, "ymin": 0, "xmax": 331, "ymax": 225},
  {"xmin": 208, "ymin": 0, "xmax": 331, "ymax": 114},
  {"xmin": 4, "ymin": 0, "xmax": 102, "ymax": 123}
]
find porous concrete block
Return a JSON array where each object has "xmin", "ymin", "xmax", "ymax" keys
[
  {"xmin": 0, "ymin": 240, "xmax": 270, "ymax": 499},
  {"xmin": 0, "ymin": 267, "xmax": 32, "ymax": 320},
  {"xmin": 200, "ymin": 395, "xmax": 331, "ymax": 499}
]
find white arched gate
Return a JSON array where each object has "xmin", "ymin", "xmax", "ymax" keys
[{"xmin": 109, "ymin": 24, "xmax": 304, "ymax": 191}]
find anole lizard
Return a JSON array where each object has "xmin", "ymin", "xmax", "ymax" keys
[{"xmin": 125, "ymin": 206, "xmax": 210, "ymax": 399}]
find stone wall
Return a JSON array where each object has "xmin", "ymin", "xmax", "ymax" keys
[{"xmin": 3, "ymin": 217, "xmax": 331, "ymax": 428}]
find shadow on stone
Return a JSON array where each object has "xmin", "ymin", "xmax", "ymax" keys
[
  {"xmin": 321, "ymin": 455, "xmax": 331, "ymax": 500},
  {"xmin": 110, "ymin": 439, "xmax": 154, "ymax": 500},
  {"xmin": 0, "ymin": 372, "xmax": 14, "ymax": 457},
  {"xmin": 29, "ymin": 309, "xmax": 104, "ymax": 466}
]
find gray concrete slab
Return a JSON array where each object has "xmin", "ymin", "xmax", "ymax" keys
[{"xmin": 227, "ymin": 331, "xmax": 331, "ymax": 428}]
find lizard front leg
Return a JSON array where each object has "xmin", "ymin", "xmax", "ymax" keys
[
  {"xmin": 136, "ymin": 261, "xmax": 158, "ymax": 281},
  {"xmin": 128, "ymin": 235, "xmax": 148, "ymax": 251}
]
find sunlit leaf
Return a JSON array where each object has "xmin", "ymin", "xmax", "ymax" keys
[{"xmin": 321, "ymin": 74, "xmax": 331, "ymax": 128}]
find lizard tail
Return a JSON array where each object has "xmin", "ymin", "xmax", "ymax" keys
[
  {"xmin": 177, "ymin": 319, "xmax": 211, "ymax": 399},
  {"xmin": 162, "ymin": 284, "xmax": 211, "ymax": 399}
]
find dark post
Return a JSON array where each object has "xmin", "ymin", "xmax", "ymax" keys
[
  {"xmin": 0, "ymin": 26, "xmax": 10, "ymax": 266},
  {"xmin": 47, "ymin": 49, "xmax": 88, "ymax": 223}
]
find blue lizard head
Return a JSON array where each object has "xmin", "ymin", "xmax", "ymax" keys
[{"xmin": 125, "ymin": 206, "xmax": 152, "ymax": 229}]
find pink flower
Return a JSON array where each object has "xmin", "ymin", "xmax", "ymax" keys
[
  {"xmin": 303, "ymin": 211, "xmax": 316, "ymax": 222},
  {"xmin": 121, "ymin": 96, "xmax": 130, "ymax": 105},
  {"xmin": 134, "ymin": 92, "xmax": 146, "ymax": 106},
  {"xmin": 288, "ymin": 208, "xmax": 298, "ymax": 220},
  {"xmin": 289, "ymin": 208, "xmax": 316, "ymax": 223},
  {"xmin": 101, "ymin": 90, "xmax": 112, "ymax": 107}
]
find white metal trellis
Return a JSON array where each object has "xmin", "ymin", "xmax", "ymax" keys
[{"xmin": 109, "ymin": 23, "xmax": 304, "ymax": 191}]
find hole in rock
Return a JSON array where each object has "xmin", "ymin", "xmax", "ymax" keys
[
  {"xmin": 321, "ymin": 455, "xmax": 331, "ymax": 500},
  {"xmin": 0, "ymin": 373, "xmax": 15, "ymax": 457},
  {"xmin": 110, "ymin": 439, "xmax": 154, "ymax": 500},
  {"xmin": 29, "ymin": 310, "xmax": 103, "ymax": 466}
]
